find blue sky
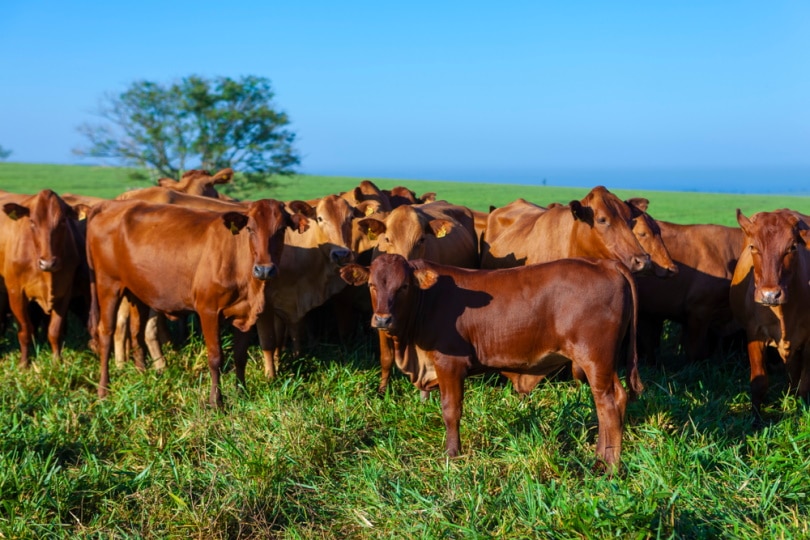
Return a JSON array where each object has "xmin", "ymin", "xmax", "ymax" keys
[{"xmin": 1, "ymin": 1, "xmax": 809, "ymax": 191}]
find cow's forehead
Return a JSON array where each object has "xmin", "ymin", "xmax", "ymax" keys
[
  {"xmin": 31, "ymin": 190, "xmax": 65, "ymax": 221},
  {"xmin": 370, "ymin": 254, "xmax": 411, "ymax": 285},
  {"xmin": 317, "ymin": 194, "xmax": 352, "ymax": 221},
  {"xmin": 582, "ymin": 187, "xmax": 631, "ymax": 219},
  {"xmin": 748, "ymin": 212, "xmax": 798, "ymax": 245}
]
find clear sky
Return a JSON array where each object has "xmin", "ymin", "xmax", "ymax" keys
[{"xmin": 1, "ymin": 1, "xmax": 809, "ymax": 191}]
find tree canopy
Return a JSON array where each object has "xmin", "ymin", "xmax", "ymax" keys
[
  {"xmin": 75, "ymin": 75, "xmax": 300, "ymax": 192},
  {"xmin": 0, "ymin": 145, "xmax": 11, "ymax": 160}
]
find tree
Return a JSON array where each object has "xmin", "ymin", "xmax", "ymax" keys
[
  {"xmin": 0, "ymin": 145, "xmax": 11, "ymax": 160},
  {"xmin": 75, "ymin": 75, "xmax": 300, "ymax": 192}
]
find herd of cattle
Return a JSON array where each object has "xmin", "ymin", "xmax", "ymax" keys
[{"xmin": 1, "ymin": 168, "xmax": 809, "ymax": 471}]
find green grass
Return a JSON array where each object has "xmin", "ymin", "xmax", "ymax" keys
[
  {"xmin": 1, "ymin": 162, "xmax": 809, "ymax": 537},
  {"xmin": 3, "ymin": 162, "xmax": 810, "ymax": 225}
]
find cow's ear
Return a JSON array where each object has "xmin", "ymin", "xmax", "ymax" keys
[
  {"xmin": 72, "ymin": 204, "xmax": 92, "ymax": 221},
  {"xmin": 358, "ymin": 218, "xmax": 386, "ymax": 241},
  {"xmin": 289, "ymin": 213, "xmax": 310, "ymax": 234},
  {"xmin": 339, "ymin": 264, "xmax": 370, "ymax": 286},
  {"xmin": 354, "ymin": 200, "xmax": 379, "ymax": 217},
  {"xmin": 547, "ymin": 202, "xmax": 563, "ymax": 209},
  {"xmin": 287, "ymin": 200, "xmax": 316, "ymax": 218},
  {"xmin": 569, "ymin": 201, "xmax": 593, "ymax": 224},
  {"xmin": 798, "ymin": 229, "xmax": 810, "ymax": 247},
  {"xmin": 413, "ymin": 268, "xmax": 439, "ymax": 290},
  {"xmin": 212, "ymin": 168, "xmax": 234, "ymax": 185},
  {"xmin": 427, "ymin": 219, "xmax": 453, "ymax": 239},
  {"xmin": 157, "ymin": 177, "xmax": 179, "ymax": 188},
  {"xmin": 3, "ymin": 203, "xmax": 29, "ymax": 221},
  {"xmin": 420, "ymin": 192, "xmax": 437, "ymax": 203},
  {"xmin": 222, "ymin": 212, "xmax": 248, "ymax": 235},
  {"xmin": 626, "ymin": 198, "xmax": 649, "ymax": 215},
  {"xmin": 736, "ymin": 209, "xmax": 753, "ymax": 234}
]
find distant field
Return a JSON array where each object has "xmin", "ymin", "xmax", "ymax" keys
[
  {"xmin": 3, "ymin": 162, "xmax": 810, "ymax": 225},
  {"xmin": 1, "ymin": 161, "xmax": 809, "ymax": 537}
]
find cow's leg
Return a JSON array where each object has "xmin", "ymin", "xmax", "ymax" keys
[
  {"xmin": 129, "ymin": 299, "xmax": 149, "ymax": 372},
  {"xmin": 747, "ymin": 340, "xmax": 769, "ymax": 423},
  {"xmin": 232, "ymin": 328, "xmax": 250, "ymax": 393},
  {"xmin": 591, "ymin": 372, "xmax": 626, "ymax": 471},
  {"xmin": 378, "ymin": 330, "xmax": 395, "ymax": 393},
  {"xmin": 46, "ymin": 296, "xmax": 71, "ymax": 361},
  {"xmin": 113, "ymin": 297, "xmax": 130, "ymax": 369},
  {"xmin": 637, "ymin": 316, "xmax": 663, "ymax": 364},
  {"xmin": 434, "ymin": 357, "xmax": 467, "ymax": 457},
  {"xmin": 288, "ymin": 319, "xmax": 303, "ymax": 357},
  {"xmin": 7, "ymin": 291, "xmax": 33, "ymax": 368},
  {"xmin": 198, "ymin": 311, "xmax": 224, "ymax": 408},
  {"xmin": 97, "ymin": 288, "xmax": 122, "ymax": 399},
  {"xmin": 257, "ymin": 312, "xmax": 277, "ymax": 379},
  {"xmin": 145, "ymin": 310, "xmax": 166, "ymax": 371}
]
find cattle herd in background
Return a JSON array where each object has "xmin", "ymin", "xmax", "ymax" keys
[{"xmin": 0, "ymin": 168, "xmax": 808, "ymax": 470}]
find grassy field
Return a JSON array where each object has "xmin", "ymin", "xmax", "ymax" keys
[
  {"xmin": 3, "ymin": 162, "xmax": 810, "ymax": 224},
  {"xmin": 0, "ymin": 162, "xmax": 809, "ymax": 538}
]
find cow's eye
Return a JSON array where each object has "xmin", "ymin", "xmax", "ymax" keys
[
  {"xmin": 597, "ymin": 217, "xmax": 607, "ymax": 225},
  {"xmin": 638, "ymin": 232, "xmax": 647, "ymax": 238},
  {"xmin": 399, "ymin": 283, "xmax": 409, "ymax": 292},
  {"xmin": 317, "ymin": 216, "xmax": 324, "ymax": 223},
  {"xmin": 750, "ymin": 245, "xmax": 759, "ymax": 254},
  {"xmin": 416, "ymin": 237, "xmax": 425, "ymax": 245},
  {"xmin": 788, "ymin": 243, "xmax": 797, "ymax": 253}
]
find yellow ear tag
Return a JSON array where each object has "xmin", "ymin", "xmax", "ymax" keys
[
  {"xmin": 367, "ymin": 231, "xmax": 377, "ymax": 241},
  {"xmin": 365, "ymin": 205, "xmax": 374, "ymax": 216},
  {"xmin": 436, "ymin": 226, "xmax": 447, "ymax": 239},
  {"xmin": 229, "ymin": 222, "xmax": 240, "ymax": 234}
]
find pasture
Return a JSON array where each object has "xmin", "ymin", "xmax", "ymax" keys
[{"xmin": 0, "ymin": 162, "xmax": 809, "ymax": 538}]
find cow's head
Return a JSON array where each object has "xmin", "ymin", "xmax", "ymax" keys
[
  {"xmin": 303, "ymin": 195, "xmax": 359, "ymax": 267},
  {"xmin": 625, "ymin": 198, "xmax": 678, "ymax": 278},
  {"xmin": 3, "ymin": 189, "xmax": 77, "ymax": 272},
  {"xmin": 223, "ymin": 198, "xmax": 309, "ymax": 280},
  {"xmin": 568, "ymin": 186, "xmax": 651, "ymax": 274},
  {"xmin": 737, "ymin": 209, "xmax": 810, "ymax": 306},
  {"xmin": 359, "ymin": 205, "xmax": 454, "ymax": 262},
  {"xmin": 340, "ymin": 253, "xmax": 437, "ymax": 334}
]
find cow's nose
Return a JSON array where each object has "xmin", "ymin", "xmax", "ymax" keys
[
  {"xmin": 253, "ymin": 264, "xmax": 278, "ymax": 280},
  {"xmin": 630, "ymin": 254, "xmax": 652, "ymax": 274},
  {"xmin": 38, "ymin": 257, "xmax": 59, "ymax": 271},
  {"xmin": 330, "ymin": 247, "xmax": 354, "ymax": 266},
  {"xmin": 759, "ymin": 288, "xmax": 783, "ymax": 306},
  {"xmin": 372, "ymin": 314, "xmax": 392, "ymax": 329}
]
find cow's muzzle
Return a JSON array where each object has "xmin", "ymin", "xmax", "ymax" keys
[
  {"xmin": 38, "ymin": 257, "xmax": 60, "ymax": 272},
  {"xmin": 330, "ymin": 247, "xmax": 354, "ymax": 266},
  {"xmin": 372, "ymin": 313, "xmax": 392, "ymax": 329},
  {"xmin": 253, "ymin": 264, "xmax": 278, "ymax": 280},
  {"xmin": 629, "ymin": 254, "xmax": 652, "ymax": 274},
  {"xmin": 756, "ymin": 287, "xmax": 786, "ymax": 306}
]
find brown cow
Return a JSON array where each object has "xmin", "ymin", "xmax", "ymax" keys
[
  {"xmin": 638, "ymin": 221, "xmax": 743, "ymax": 363},
  {"xmin": 109, "ymin": 191, "xmax": 249, "ymax": 368},
  {"xmin": 480, "ymin": 187, "xmax": 651, "ymax": 273},
  {"xmin": 356, "ymin": 201, "xmax": 479, "ymax": 393},
  {"xmin": 341, "ymin": 254, "xmax": 640, "ymax": 469},
  {"xmin": 730, "ymin": 209, "xmax": 810, "ymax": 421},
  {"xmin": 0, "ymin": 190, "xmax": 87, "ymax": 366},
  {"xmin": 87, "ymin": 198, "xmax": 308, "ymax": 407},
  {"xmin": 260, "ymin": 194, "xmax": 360, "ymax": 377}
]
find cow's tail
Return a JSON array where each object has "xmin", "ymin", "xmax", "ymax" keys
[{"xmin": 617, "ymin": 261, "xmax": 644, "ymax": 399}]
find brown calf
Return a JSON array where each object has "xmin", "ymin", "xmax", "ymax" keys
[{"xmin": 341, "ymin": 254, "xmax": 640, "ymax": 469}]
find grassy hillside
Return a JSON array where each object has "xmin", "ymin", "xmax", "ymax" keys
[
  {"xmin": 0, "ymin": 162, "xmax": 808, "ymax": 537},
  {"xmin": 3, "ymin": 162, "xmax": 810, "ymax": 225}
]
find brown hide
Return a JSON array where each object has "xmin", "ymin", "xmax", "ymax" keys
[
  {"xmin": 87, "ymin": 198, "xmax": 302, "ymax": 407},
  {"xmin": 0, "ymin": 190, "xmax": 84, "ymax": 366},
  {"xmin": 637, "ymin": 221, "xmax": 743, "ymax": 363},
  {"xmin": 481, "ymin": 186, "xmax": 651, "ymax": 273},
  {"xmin": 356, "ymin": 201, "xmax": 480, "ymax": 392},
  {"xmin": 341, "ymin": 254, "xmax": 639, "ymax": 469},
  {"xmin": 340, "ymin": 180, "xmax": 393, "ymax": 212},
  {"xmin": 730, "ymin": 209, "xmax": 810, "ymax": 420}
]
